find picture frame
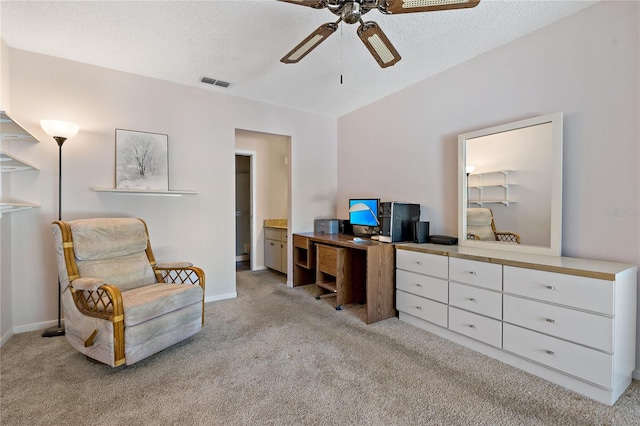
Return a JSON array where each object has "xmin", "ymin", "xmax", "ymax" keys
[{"xmin": 115, "ymin": 129, "xmax": 169, "ymax": 191}]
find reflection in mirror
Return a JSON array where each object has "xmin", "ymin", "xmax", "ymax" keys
[{"xmin": 458, "ymin": 113, "xmax": 563, "ymax": 256}]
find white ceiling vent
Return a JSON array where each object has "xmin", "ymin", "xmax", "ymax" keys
[{"xmin": 200, "ymin": 76, "xmax": 231, "ymax": 88}]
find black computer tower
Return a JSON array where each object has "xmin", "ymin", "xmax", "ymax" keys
[{"xmin": 379, "ymin": 202, "xmax": 420, "ymax": 243}]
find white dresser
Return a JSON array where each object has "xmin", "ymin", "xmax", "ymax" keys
[{"xmin": 395, "ymin": 244, "xmax": 637, "ymax": 405}]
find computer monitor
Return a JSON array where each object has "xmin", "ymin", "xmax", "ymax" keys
[{"xmin": 349, "ymin": 198, "xmax": 380, "ymax": 227}]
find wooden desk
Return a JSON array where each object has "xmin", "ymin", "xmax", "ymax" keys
[{"xmin": 293, "ymin": 233, "xmax": 396, "ymax": 324}]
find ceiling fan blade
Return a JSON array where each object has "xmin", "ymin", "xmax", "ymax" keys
[
  {"xmin": 383, "ymin": 0, "xmax": 480, "ymax": 14},
  {"xmin": 277, "ymin": 0, "xmax": 326, "ymax": 9},
  {"xmin": 281, "ymin": 22, "xmax": 339, "ymax": 64},
  {"xmin": 357, "ymin": 21, "xmax": 401, "ymax": 68}
]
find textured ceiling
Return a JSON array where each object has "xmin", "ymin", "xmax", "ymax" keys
[{"xmin": 0, "ymin": 0, "xmax": 596, "ymax": 118}]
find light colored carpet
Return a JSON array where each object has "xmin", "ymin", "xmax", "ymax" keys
[{"xmin": 1, "ymin": 269, "xmax": 639, "ymax": 425}]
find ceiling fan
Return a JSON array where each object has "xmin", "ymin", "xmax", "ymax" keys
[{"xmin": 279, "ymin": 0, "xmax": 480, "ymax": 68}]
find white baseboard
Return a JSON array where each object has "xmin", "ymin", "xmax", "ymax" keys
[
  {"xmin": 14, "ymin": 319, "xmax": 62, "ymax": 335},
  {"xmin": 205, "ymin": 292, "xmax": 237, "ymax": 303},
  {"xmin": 0, "ymin": 329, "xmax": 14, "ymax": 348}
]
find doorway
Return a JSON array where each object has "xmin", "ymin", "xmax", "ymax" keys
[{"xmin": 235, "ymin": 154, "xmax": 252, "ymax": 270}]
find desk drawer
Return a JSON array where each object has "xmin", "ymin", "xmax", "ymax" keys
[
  {"xmin": 449, "ymin": 283, "xmax": 502, "ymax": 320},
  {"xmin": 448, "ymin": 307, "xmax": 502, "ymax": 348},
  {"xmin": 396, "ymin": 270, "xmax": 448, "ymax": 303},
  {"xmin": 396, "ymin": 250, "xmax": 448, "ymax": 279},
  {"xmin": 449, "ymin": 258, "xmax": 502, "ymax": 291},
  {"xmin": 503, "ymin": 266, "xmax": 613, "ymax": 314},
  {"xmin": 503, "ymin": 324, "xmax": 613, "ymax": 388},
  {"xmin": 396, "ymin": 290, "xmax": 448, "ymax": 328},
  {"xmin": 293, "ymin": 234, "xmax": 310, "ymax": 249},
  {"xmin": 503, "ymin": 295, "xmax": 613, "ymax": 353},
  {"xmin": 316, "ymin": 244, "xmax": 343, "ymax": 276}
]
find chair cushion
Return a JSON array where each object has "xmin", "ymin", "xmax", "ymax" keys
[
  {"xmin": 76, "ymin": 251, "xmax": 157, "ymax": 292},
  {"xmin": 467, "ymin": 208, "xmax": 496, "ymax": 241},
  {"xmin": 122, "ymin": 283, "xmax": 203, "ymax": 327},
  {"xmin": 71, "ymin": 218, "xmax": 148, "ymax": 261}
]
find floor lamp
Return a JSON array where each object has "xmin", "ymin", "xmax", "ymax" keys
[{"xmin": 40, "ymin": 119, "xmax": 79, "ymax": 338}]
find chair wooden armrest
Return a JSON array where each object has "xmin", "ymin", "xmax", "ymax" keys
[
  {"xmin": 154, "ymin": 264, "xmax": 205, "ymax": 289},
  {"xmin": 495, "ymin": 231, "xmax": 521, "ymax": 244},
  {"xmin": 69, "ymin": 281, "xmax": 123, "ymax": 321}
]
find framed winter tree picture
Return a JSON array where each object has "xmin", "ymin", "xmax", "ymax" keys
[{"xmin": 115, "ymin": 129, "xmax": 169, "ymax": 191}]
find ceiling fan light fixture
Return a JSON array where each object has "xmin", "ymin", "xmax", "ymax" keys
[{"xmin": 341, "ymin": 2, "xmax": 362, "ymax": 24}]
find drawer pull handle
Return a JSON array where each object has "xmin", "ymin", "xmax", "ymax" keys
[
  {"xmin": 545, "ymin": 350, "xmax": 555, "ymax": 355},
  {"xmin": 415, "ymin": 306, "xmax": 422, "ymax": 310},
  {"xmin": 416, "ymin": 261, "xmax": 423, "ymax": 266},
  {"xmin": 469, "ymin": 271, "xmax": 477, "ymax": 275},
  {"xmin": 415, "ymin": 284, "xmax": 423, "ymax": 288},
  {"xmin": 545, "ymin": 318, "xmax": 556, "ymax": 323},
  {"xmin": 468, "ymin": 324, "xmax": 476, "ymax": 329},
  {"xmin": 545, "ymin": 285, "xmax": 556, "ymax": 290},
  {"xmin": 469, "ymin": 298, "xmax": 477, "ymax": 302}
]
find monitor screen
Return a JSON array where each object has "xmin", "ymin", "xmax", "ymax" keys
[{"xmin": 349, "ymin": 198, "xmax": 380, "ymax": 227}]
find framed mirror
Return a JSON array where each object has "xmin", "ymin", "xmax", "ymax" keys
[{"xmin": 458, "ymin": 112, "xmax": 563, "ymax": 256}]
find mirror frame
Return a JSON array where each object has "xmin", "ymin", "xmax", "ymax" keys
[{"xmin": 458, "ymin": 112, "xmax": 563, "ymax": 257}]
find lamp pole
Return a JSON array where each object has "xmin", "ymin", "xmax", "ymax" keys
[{"xmin": 40, "ymin": 120, "xmax": 79, "ymax": 338}]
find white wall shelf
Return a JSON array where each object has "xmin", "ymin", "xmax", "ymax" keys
[
  {"xmin": 0, "ymin": 201, "xmax": 40, "ymax": 213},
  {"xmin": 469, "ymin": 170, "xmax": 514, "ymax": 206},
  {"xmin": 1, "ymin": 111, "xmax": 41, "ymax": 217},
  {"xmin": 1, "ymin": 111, "xmax": 40, "ymax": 143},
  {"xmin": 1, "ymin": 151, "xmax": 39, "ymax": 172},
  {"xmin": 93, "ymin": 188, "xmax": 199, "ymax": 197}
]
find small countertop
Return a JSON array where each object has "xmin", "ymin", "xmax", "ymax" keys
[
  {"xmin": 264, "ymin": 219, "xmax": 287, "ymax": 229},
  {"xmin": 396, "ymin": 243, "xmax": 637, "ymax": 280}
]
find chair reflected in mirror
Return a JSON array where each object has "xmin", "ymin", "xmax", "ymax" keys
[{"xmin": 466, "ymin": 207, "xmax": 520, "ymax": 244}]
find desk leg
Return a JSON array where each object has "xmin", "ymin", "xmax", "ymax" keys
[{"xmin": 365, "ymin": 244, "xmax": 396, "ymax": 324}]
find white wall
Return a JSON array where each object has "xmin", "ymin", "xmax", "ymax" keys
[
  {"xmin": 235, "ymin": 129, "xmax": 290, "ymax": 273},
  {"xmin": 0, "ymin": 38, "xmax": 13, "ymax": 344},
  {"xmin": 3, "ymin": 48, "xmax": 337, "ymax": 334},
  {"xmin": 338, "ymin": 2, "xmax": 639, "ymax": 371}
]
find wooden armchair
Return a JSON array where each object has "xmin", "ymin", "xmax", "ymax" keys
[
  {"xmin": 52, "ymin": 218, "xmax": 205, "ymax": 366},
  {"xmin": 467, "ymin": 207, "xmax": 520, "ymax": 244}
]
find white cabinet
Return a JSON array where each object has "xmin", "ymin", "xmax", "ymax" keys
[
  {"xmin": 395, "ymin": 244, "xmax": 637, "ymax": 405},
  {"xmin": 0, "ymin": 112, "xmax": 40, "ymax": 215},
  {"xmin": 396, "ymin": 249, "xmax": 448, "ymax": 328},
  {"xmin": 264, "ymin": 227, "xmax": 287, "ymax": 274}
]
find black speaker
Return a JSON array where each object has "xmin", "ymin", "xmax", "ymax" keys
[
  {"xmin": 414, "ymin": 221, "xmax": 430, "ymax": 243},
  {"xmin": 339, "ymin": 220, "xmax": 353, "ymax": 235}
]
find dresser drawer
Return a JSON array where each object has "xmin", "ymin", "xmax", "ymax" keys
[
  {"xmin": 448, "ymin": 307, "xmax": 502, "ymax": 348},
  {"xmin": 396, "ymin": 270, "xmax": 448, "ymax": 303},
  {"xmin": 396, "ymin": 250, "xmax": 448, "ymax": 279},
  {"xmin": 449, "ymin": 257, "xmax": 502, "ymax": 291},
  {"xmin": 449, "ymin": 282, "xmax": 502, "ymax": 320},
  {"xmin": 503, "ymin": 295, "xmax": 613, "ymax": 353},
  {"xmin": 503, "ymin": 324, "xmax": 613, "ymax": 388},
  {"xmin": 503, "ymin": 266, "xmax": 613, "ymax": 315},
  {"xmin": 396, "ymin": 290, "xmax": 448, "ymax": 328}
]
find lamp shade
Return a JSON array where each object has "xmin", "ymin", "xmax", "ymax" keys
[
  {"xmin": 40, "ymin": 120, "xmax": 79, "ymax": 139},
  {"xmin": 466, "ymin": 165, "xmax": 476, "ymax": 174},
  {"xmin": 349, "ymin": 203, "xmax": 370, "ymax": 213}
]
